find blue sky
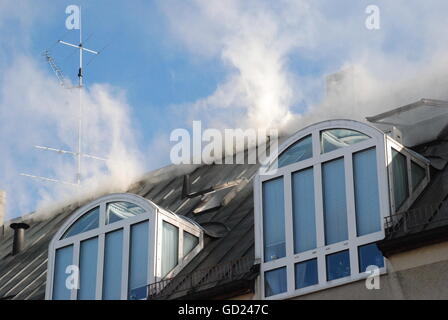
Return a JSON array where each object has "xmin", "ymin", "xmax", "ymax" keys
[{"xmin": 2, "ymin": 0, "xmax": 448, "ymax": 220}]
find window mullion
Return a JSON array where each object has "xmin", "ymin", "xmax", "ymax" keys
[
  {"xmin": 71, "ymin": 241, "xmax": 80, "ymax": 300},
  {"xmin": 95, "ymin": 233, "xmax": 105, "ymax": 300},
  {"xmin": 121, "ymin": 225, "xmax": 130, "ymax": 300},
  {"xmin": 313, "ymin": 162, "xmax": 326, "ymax": 284},
  {"xmin": 345, "ymin": 153, "xmax": 358, "ymax": 274},
  {"xmin": 284, "ymin": 173, "xmax": 294, "ymax": 295}
]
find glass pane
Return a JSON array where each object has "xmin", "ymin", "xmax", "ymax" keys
[
  {"xmin": 103, "ymin": 229, "xmax": 123, "ymax": 300},
  {"xmin": 78, "ymin": 237, "xmax": 98, "ymax": 300},
  {"xmin": 321, "ymin": 129, "xmax": 370, "ymax": 154},
  {"xmin": 292, "ymin": 168, "xmax": 316, "ymax": 253},
  {"xmin": 62, "ymin": 207, "xmax": 99, "ymax": 239},
  {"xmin": 276, "ymin": 135, "xmax": 312, "ymax": 169},
  {"xmin": 411, "ymin": 161, "xmax": 426, "ymax": 191},
  {"xmin": 322, "ymin": 158, "xmax": 348, "ymax": 245},
  {"xmin": 295, "ymin": 259, "xmax": 318, "ymax": 289},
  {"xmin": 128, "ymin": 221, "xmax": 149, "ymax": 300},
  {"xmin": 183, "ymin": 231, "xmax": 199, "ymax": 257},
  {"xmin": 53, "ymin": 245, "xmax": 73, "ymax": 300},
  {"xmin": 265, "ymin": 267, "xmax": 287, "ymax": 297},
  {"xmin": 161, "ymin": 221, "xmax": 179, "ymax": 277},
  {"xmin": 262, "ymin": 177, "xmax": 286, "ymax": 262},
  {"xmin": 353, "ymin": 148, "xmax": 381, "ymax": 236},
  {"xmin": 392, "ymin": 149, "xmax": 409, "ymax": 210},
  {"xmin": 107, "ymin": 202, "xmax": 146, "ymax": 224},
  {"xmin": 358, "ymin": 243, "xmax": 384, "ymax": 273},
  {"xmin": 326, "ymin": 250, "xmax": 350, "ymax": 281}
]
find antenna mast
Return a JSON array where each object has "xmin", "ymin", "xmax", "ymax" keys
[{"xmin": 21, "ymin": 7, "xmax": 105, "ymax": 186}]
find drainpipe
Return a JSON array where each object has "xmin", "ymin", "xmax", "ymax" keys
[
  {"xmin": 0, "ymin": 191, "xmax": 5, "ymax": 237},
  {"xmin": 10, "ymin": 222, "xmax": 30, "ymax": 256}
]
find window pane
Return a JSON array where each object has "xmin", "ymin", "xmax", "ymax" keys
[
  {"xmin": 321, "ymin": 129, "xmax": 370, "ymax": 154},
  {"xmin": 161, "ymin": 221, "xmax": 179, "ymax": 277},
  {"xmin": 392, "ymin": 149, "xmax": 409, "ymax": 210},
  {"xmin": 103, "ymin": 229, "xmax": 123, "ymax": 300},
  {"xmin": 262, "ymin": 177, "xmax": 286, "ymax": 262},
  {"xmin": 53, "ymin": 245, "xmax": 73, "ymax": 300},
  {"xmin": 411, "ymin": 161, "xmax": 426, "ymax": 191},
  {"xmin": 295, "ymin": 259, "xmax": 318, "ymax": 289},
  {"xmin": 107, "ymin": 202, "xmax": 146, "ymax": 224},
  {"xmin": 358, "ymin": 243, "xmax": 384, "ymax": 273},
  {"xmin": 265, "ymin": 267, "xmax": 287, "ymax": 297},
  {"xmin": 322, "ymin": 158, "xmax": 348, "ymax": 245},
  {"xmin": 275, "ymin": 135, "xmax": 312, "ymax": 169},
  {"xmin": 326, "ymin": 250, "xmax": 350, "ymax": 281},
  {"xmin": 62, "ymin": 207, "xmax": 99, "ymax": 239},
  {"xmin": 183, "ymin": 231, "xmax": 199, "ymax": 257},
  {"xmin": 78, "ymin": 237, "xmax": 98, "ymax": 300},
  {"xmin": 353, "ymin": 148, "xmax": 381, "ymax": 236},
  {"xmin": 128, "ymin": 221, "xmax": 149, "ymax": 300},
  {"xmin": 292, "ymin": 168, "xmax": 316, "ymax": 253}
]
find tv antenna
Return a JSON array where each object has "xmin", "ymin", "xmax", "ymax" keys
[{"xmin": 21, "ymin": 7, "xmax": 107, "ymax": 186}]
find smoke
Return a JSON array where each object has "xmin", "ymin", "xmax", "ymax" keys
[
  {"xmin": 0, "ymin": 55, "xmax": 143, "ymax": 221},
  {"xmin": 160, "ymin": 0, "xmax": 448, "ymax": 135}
]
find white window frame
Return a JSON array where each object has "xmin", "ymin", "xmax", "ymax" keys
[
  {"xmin": 386, "ymin": 137, "xmax": 430, "ymax": 214},
  {"xmin": 45, "ymin": 193, "xmax": 204, "ymax": 300},
  {"xmin": 254, "ymin": 120, "xmax": 391, "ymax": 300}
]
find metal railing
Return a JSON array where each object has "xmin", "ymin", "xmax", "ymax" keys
[
  {"xmin": 147, "ymin": 256, "xmax": 256, "ymax": 299},
  {"xmin": 384, "ymin": 200, "xmax": 448, "ymax": 236}
]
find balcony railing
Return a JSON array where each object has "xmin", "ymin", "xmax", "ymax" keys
[
  {"xmin": 147, "ymin": 256, "xmax": 257, "ymax": 300},
  {"xmin": 384, "ymin": 200, "xmax": 448, "ymax": 237}
]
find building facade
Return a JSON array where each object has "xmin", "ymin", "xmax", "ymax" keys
[{"xmin": 1, "ymin": 99, "xmax": 448, "ymax": 300}]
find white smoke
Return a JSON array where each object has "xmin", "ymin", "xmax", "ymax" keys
[{"xmin": 160, "ymin": 0, "xmax": 448, "ymax": 135}]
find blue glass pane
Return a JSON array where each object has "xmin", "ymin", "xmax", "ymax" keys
[
  {"xmin": 128, "ymin": 221, "xmax": 149, "ymax": 299},
  {"xmin": 353, "ymin": 148, "xmax": 381, "ymax": 236},
  {"xmin": 161, "ymin": 221, "xmax": 179, "ymax": 277},
  {"xmin": 358, "ymin": 243, "xmax": 384, "ymax": 273},
  {"xmin": 295, "ymin": 259, "xmax": 318, "ymax": 289},
  {"xmin": 292, "ymin": 168, "xmax": 316, "ymax": 253},
  {"xmin": 276, "ymin": 135, "xmax": 312, "ymax": 169},
  {"xmin": 322, "ymin": 158, "xmax": 348, "ymax": 245},
  {"xmin": 53, "ymin": 245, "xmax": 73, "ymax": 300},
  {"xmin": 107, "ymin": 202, "xmax": 146, "ymax": 224},
  {"xmin": 392, "ymin": 149, "xmax": 409, "ymax": 210},
  {"xmin": 129, "ymin": 286, "xmax": 148, "ymax": 300},
  {"xmin": 62, "ymin": 207, "xmax": 99, "ymax": 239},
  {"xmin": 183, "ymin": 231, "xmax": 199, "ymax": 256},
  {"xmin": 321, "ymin": 129, "xmax": 370, "ymax": 154},
  {"xmin": 103, "ymin": 229, "xmax": 123, "ymax": 300},
  {"xmin": 262, "ymin": 177, "xmax": 286, "ymax": 262},
  {"xmin": 78, "ymin": 237, "xmax": 98, "ymax": 300},
  {"xmin": 326, "ymin": 250, "xmax": 351, "ymax": 281},
  {"xmin": 411, "ymin": 161, "xmax": 425, "ymax": 191},
  {"xmin": 265, "ymin": 267, "xmax": 287, "ymax": 297}
]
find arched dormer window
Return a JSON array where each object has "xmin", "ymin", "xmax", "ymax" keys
[
  {"xmin": 255, "ymin": 119, "xmax": 429, "ymax": 299},
  {"xmin": 46, "ymin": 193, "xmax": 204, "ymax": 300}
]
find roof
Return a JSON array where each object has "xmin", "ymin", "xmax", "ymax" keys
[{"xmin": 0, "ymin": 156, "xmax": 260, "ymax": 300}]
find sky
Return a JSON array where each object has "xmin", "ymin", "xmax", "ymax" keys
[{"xmin": 2, "ymin": 0, "xmax": 448, "ymax": 220}]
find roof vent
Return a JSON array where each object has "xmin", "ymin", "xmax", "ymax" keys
[{"xmin": 10, "ymin": 222, "xmax": 30, "ymax": 256}]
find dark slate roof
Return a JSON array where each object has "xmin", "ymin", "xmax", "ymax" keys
[
  {"xmin": 379, "ymin": 135, "xmax": 448, "ymax": 255},
  {"xmin": 0, "ymin": 159, "xmax": 260, "ymax": 300}
]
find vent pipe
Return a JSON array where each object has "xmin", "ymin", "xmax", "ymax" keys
[
  {"xmin": 0, "ymin": 191, "xmax": 5, "ymax": 237},
  {"xmin": 10, "ymin": 222, "xmax": 30, "ymax": 256}
]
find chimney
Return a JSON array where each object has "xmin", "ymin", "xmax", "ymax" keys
[
  {"xmin": 0, "ymin": 191, "xmax": 5, "ymax": 237},
  {"xmin": 10, "ymin": 222, "xmax": 30, "ymax": 256}
]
